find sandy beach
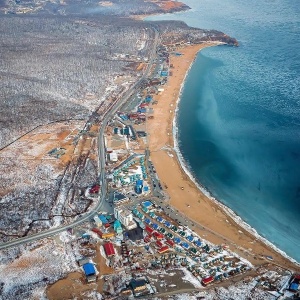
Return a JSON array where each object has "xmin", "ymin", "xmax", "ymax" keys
[{"xmin": 147, "ymin": 43, "xmax": 300, "ymax": 271}]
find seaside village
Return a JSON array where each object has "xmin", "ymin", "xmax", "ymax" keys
[{"xmin": 55, "ymin": 46, "xmax": 300, "ymax": 300}]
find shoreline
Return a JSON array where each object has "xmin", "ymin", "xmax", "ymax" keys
[{"xmin": 147, "ymin": 43, "xmax": 300, "ymax": 271}]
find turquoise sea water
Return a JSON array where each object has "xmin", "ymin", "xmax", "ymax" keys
[{"xmin": 147, "ymin": 0, "xmax": 300, "ymax": 262}]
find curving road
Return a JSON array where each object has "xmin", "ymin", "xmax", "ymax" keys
[{"xmin": 0, "ymin": 27, "xmax": 159, "ymax": 251}]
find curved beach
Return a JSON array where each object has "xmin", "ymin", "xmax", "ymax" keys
[{"xmin": 147, "ymin": 43, "xmax": 300, "ymax": 271}]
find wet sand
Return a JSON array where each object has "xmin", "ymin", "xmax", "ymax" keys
[{"xmin": 147, "ymin": 43, "xmax": 300, "ymax": 271}]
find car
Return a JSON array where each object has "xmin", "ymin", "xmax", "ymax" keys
[{"xmin": 175, "ymin": 213, "xmax": 178, "ymax": 216}]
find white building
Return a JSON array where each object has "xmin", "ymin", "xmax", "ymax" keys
[
  {"xmin": 114, "ymin": 206, "xmax": 137, "ymax": 230},
  {"xmin": 109, "ymin": 152, "xmax": 118, "ymax": 162},
  {"xmin": 93, "ymin": 215, "xmax": 102, "ymax": 227}
]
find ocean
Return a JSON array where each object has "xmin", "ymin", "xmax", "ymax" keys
[{"xmin": 147, "ymin": 0, "xmax": 300, "ymax": 262}]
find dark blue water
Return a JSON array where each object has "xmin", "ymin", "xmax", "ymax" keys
[{"xmin": 148, "ymin": 0, "xmax": 300, "ymax": 262}]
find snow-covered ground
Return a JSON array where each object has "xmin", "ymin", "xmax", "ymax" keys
[{"xmin": 0, "ymin": 235, "xmax": 78, "ymax": 300}]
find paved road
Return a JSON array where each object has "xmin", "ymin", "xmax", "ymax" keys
[{"xmin": 0, "ymin": 27, "xmax": 159, "ymax": 251}]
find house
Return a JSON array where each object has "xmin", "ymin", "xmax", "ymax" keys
[
  {"xmin": 201, "ymin": 276, "xmax": 214, "ymax": 286},
  {"xmin": 145, "ymin": 225, "xmax": 154, "ymax": 235},
  {"xmin": 155, "ymin": 241, "xmax": 163, "ymax": 248},
  {"xmin": 152, "ymin": 231, "xmax": 164, "ymax": 240},
  {"xmin": 83, "ymin": 263, "xmax": 96, "ymax": 276},
  {"xmin": 93, "ymin": 215, "xmax": 102, "ymax": 227},
  {"xmin": 109, "ymin": 152, "xmax": 118, "ymax": 162},
  {"xmin": 89, "ymin": 184, "xmax": 100, "ymax": 194},
  {"xmin": 144, "ymin": 235, "xmax": 151, "ymax": 243},
  {"xmin": 82, "ymin": 263, "xmax": 97, "ymax": 282},
  {"xmin": 103, "ymin": 242, "xmax": 116, "ymax": 257},
  {"xmin": 158, "ymin": 245, "xmax": 169, "ymax": 254},
  {"xmin": 166, "ymin": 239, "xmax": 175, "ymax": 247}
]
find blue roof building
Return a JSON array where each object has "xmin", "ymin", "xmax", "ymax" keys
[
  {"xmin": 174, "ymin": 237, "xmax": 181, "ymax": 244},
  {"xmin": 156, "ymin": 216, "xmax": 163, "ymax": 223},
  {"xmin": 187, "ymin": 235, "xmax": 194, "ymax": 242},
  {"xmin": 194, "ymin": 240, "xmax": 202, "ymax": 247},
  {"xmin": 142, "ymin": 200, "xmax": 152, "ymax": 208},
  {"xmin": 114, "ymin": 220, "xmax": 123, "ymax": 234},
  {"xmin": 164, "ymin": 221, "xmax": 171, "ymax": 227},
  {"xmin": 83, "ymin": 263, "xmax": 96, "ymax": 276},
  {"xmin": 145, "ymin": 218, "xmax": 151, "ymax": 224},
  {"xmin": 152, "ymin": 223, "xmax": 159, "ymax": 230},
  {"xmin": 290, "ymin": 283, "xmax": 299, "ymax": 292},
  {"xmin": 145, "ymin": 96, "xmax": 152, "ymax": 102},
  {"xmin": 99, "ymin": 215, "xmax": 108, "ymax": 224},
  {"xmin": 181, "ymin": 242, "xmax": 189, "ymax": 249}
]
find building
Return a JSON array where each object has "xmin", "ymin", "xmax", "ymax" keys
[
  {"xmin": 129, "ymin": 279, "xmax": 148, "ymax": 296},
  {"xmin": 145, "ymin": 225, "xmax": 154, "ymax": 235},
  {"xmin": 103, "ymin": 242, "xmax": 116, "ymax": 257},
  {"xmin": 92, "ymin": 228, "xmax": 115, "ymax": 239},
  {"xmin": 83, "ymin": 263, "xmax": 96, "ymax": 276},
  {"xmin": 78, "ymin": 258, "xmax": 90, "ymax": 267},
  {"xmin": 158, "ymin": 245, "xmax": 169, "ymax": 254},
  {"xmin": 89, "ymin": 184, "xmax": 100, "ymax": 194},
  {"xmin": 201, "ymin": 276, "xmax": 214, "ymax": 286},
  {"xmin": 93, "ymin": 216, "xmax": 102, "ymax": 227},
  {"xmin": 155, "ymin": 241, "xmax": 163, "ymax": 248},
  {"xmin": 135, "ymin": 180, "xmax": 143, "ymax": 194},
  {"xmin": 102, "ymin": 232, "xmax": 115, "ymax": 239},
  {"xmin": 166, "ymin": 239, "xmax": 175, "ymax": 247},
  {"xmin": 109, "ymin": 152, "xmax": 118, "ymax": 162},
  {"xmin": 113, "ymin": 192, "xmax": 128, "ymax": 205},
  {"xmin": 92, "ymin": 228, "xmax": 103, "ymax": 237},
  {"xmin": 114, "ymin": 206, "xmax": 137, "ymax": 230},
  {"xmin": 82, "ymin": 263, "xmax": 97, "ymax": 282},
  {"xmin": 126, "ymin": 226, "xmax": 144, "ymax": 241},
  {"xmin": 152, "ymin": 231, "xmax": 164, "ymax": 240},
  {"xmin": 142, "ymin": 200, "xmax": 153, "ymax": 208},
  {"xmin": 99, "ymin": 215, "xmax": 108, "ymax": 224},
  {"xmin": 114, "ymin": 220, "xmax": 123, "ymax": 234}
]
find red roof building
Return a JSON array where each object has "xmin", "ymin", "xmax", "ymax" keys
[
  {"xmin": 103, "ymin": 242, "xmax": 116, "ymax": 257},
  {"xmin": 166, "ymin": 239, "xmax": 175, "ymax": 247},
  {"xmin": 145, "ymin": 225, "xmax": 154, "ymax": 235},
  {"xmin": 201, "ymin": 276, "xmax": 214, "ymax": 286},
  {"xmin": 158, "ymin": 246, "xmax": 169, "ymax": 254},
  {"xmin": 153, "ymin": 231, "xmax": 164, "ymax": 240},
  {"xmin": 155, "ymin": 241, "xmax": 163, "ymax": 248},
  {"xmin": 139, "ymin": 103, "xmax": 149, "ymax": 108},
  {"xmin": 144, "ymin": 235, "xmax": 151, "ymax": 243},
  {"xmin": 92, "ymin": 228, "xmax": 103, "ymax": 238},
  {"xmin": 90, "ymin": 184, "xmax": 100, "ymax": 194}
]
